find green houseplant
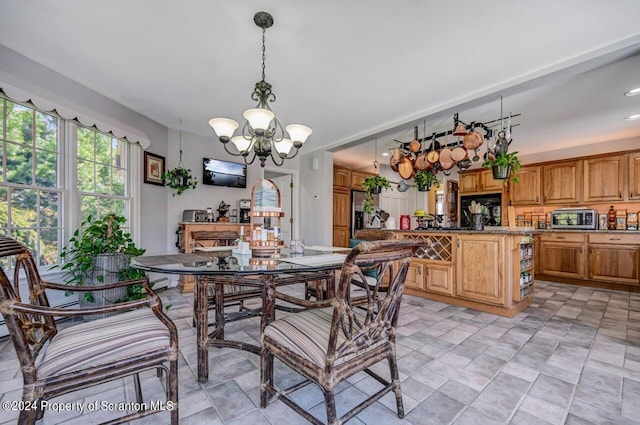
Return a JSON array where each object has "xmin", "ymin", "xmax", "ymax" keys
[
  {"xmin": 58, "ymin": 214, "xmax": 147, "ymax": 307},
  {"xmin": 162, "ymin": 166, "xmax": 198, "ymax": 196},
  {"xmin": 362, "ymin": 175, "xmax": 392, "ymax": 214},
  {"xmin": 413, "ymin": 170, "xmax": 440, "ymax": 192},
  {"xmin": 482, "ymin": 150, "xmax": 522, "ymax": 183}
]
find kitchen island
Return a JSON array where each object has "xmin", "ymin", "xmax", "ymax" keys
[{"xmin": 390, "ymin": 228, "xmax": 537, "ymax": 317}]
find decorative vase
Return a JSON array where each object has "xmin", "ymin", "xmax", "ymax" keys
[
  {"xmin": 492, "ymin": 165, "xmax": 511, "ymax": 180},
  {"xmin": 471, "ymin": 214, "xmax": 484, "ymax": 231}
]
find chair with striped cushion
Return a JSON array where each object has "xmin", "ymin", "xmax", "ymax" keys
[
  {"xmin": 260, "ymin": 238, "xmax": 426, "ymax": 425},
  {"xmin": 0, "ymin": 236, "xmax": 179, "ymax": 425}
]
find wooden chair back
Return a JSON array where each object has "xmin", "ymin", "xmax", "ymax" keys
[
  {"xmin": 329, "ymin": 238, "xmax": 422, "ymax": 362},
  {"xmin": 0, "ymin": 236, "xmax": 57, "ymax": 380}
]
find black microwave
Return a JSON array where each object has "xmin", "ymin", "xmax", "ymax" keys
[{"xmin": 551, "ymin": 208, "xmax": 597, "ymax": 229}]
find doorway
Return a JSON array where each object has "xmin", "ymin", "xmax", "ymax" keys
[{"xmin": 264, "ymin": 169, "xmax": 296, "ymax": 246}]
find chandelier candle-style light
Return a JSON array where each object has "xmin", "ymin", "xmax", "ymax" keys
[{"xmin": 209, "ymin": 11, "xmax": 312, "ymax": 167}]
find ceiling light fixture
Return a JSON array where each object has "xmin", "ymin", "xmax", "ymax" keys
[
  {"xmin": 625, "ymin": 114, "xmax": 640, "ymax": 121},
  {"xmin": 625, "ymin": 87, "xmax": 640, "ymax": 96},
  {"xmin": 208, "ymin": 11, "xmax": 312, "ymax": 167}
]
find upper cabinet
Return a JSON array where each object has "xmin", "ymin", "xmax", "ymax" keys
[
  {"xmin": 509, "ymin": 166, "xmax": 541, "ymax": 205},
  {"xmin": 459, "ymin": 169, "xmax": 504, "ymax": 194},
  {"xmin": 351, "ymin": 171, "xmax": 372, "ymax": 191},
  {"xmin": 542, "ymin": 161, "xmax": 582, "ymax": 204},
  {"xmin": 583, "ymin": 155, "xmax": 625, "ymax": 202},
  {"xmin": 629, "ymin": 152, "xmax": 640, "ymax": 201},
  {"xmin": 333, "ymin": 167, "xmax": 351, "ymax": 191}
]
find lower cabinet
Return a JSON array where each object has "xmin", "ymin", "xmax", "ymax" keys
[
  {"xmin": 537, "ymin": 233, "xmax": 586, "ymax": 279},
  {"xmin": 455, "ymin": 234, "xmax": 505, "ymax": 305},
  {"xmin": 425, "ymin": 263, "xmax": 454, "ymax": 295},
  {"xmin": 589, "ymin": 244, "xmax": 639, "ymax": 285},
  {"xmin": 405, "ymin": 261, "xmax": 426, "ymax": 290}
]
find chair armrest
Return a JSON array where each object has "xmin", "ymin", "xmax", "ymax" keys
[
  {"xmin": 1, "ymin": 296, "xmax": 156, "ymax": 318},
  {"xmin": 42, "ymin": 278, "xmax": 150, "ymax": 292}
]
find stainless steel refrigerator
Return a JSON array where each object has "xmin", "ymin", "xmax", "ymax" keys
[{"xmin": 351, "ymin": 190, "xmax": 379, "ymax": 238}]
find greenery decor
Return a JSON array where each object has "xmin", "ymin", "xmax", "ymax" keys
[
  {"xmin": 57, "ymin": 214, "xmax": 147, "ymax": 303},
  {"xmin": 162, "ymin": 166, "xmax": 198, "ymax": 196},
  {"xmin": 413, "ymin": 170, "xmax": 440, "ymax": 192},
  {"xmin": 482, "ymin": 151, "xmax": 522, "ymax": 184},
  {"xmin": 362, "ymin": 175, "xmax": 392, "ymax": 214}
]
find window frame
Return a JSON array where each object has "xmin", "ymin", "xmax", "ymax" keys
[{"xmin": 0, "ymin": 94, "xmax": 141, "ymax": 274}]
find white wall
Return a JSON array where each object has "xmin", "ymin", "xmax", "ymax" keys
[{"xmin": 300, "ymin": 151, "xmax": 333, "ymax": 245}]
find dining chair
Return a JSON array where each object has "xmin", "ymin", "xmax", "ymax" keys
[
  {"xmin": 0, "ymin": 236, "xmax": 179, "ymax": 425},
  {"xmin": 260, "ymin": 238, "xmax": 425, "ymax": 425},
  {"xmin": 190, "ymin": 230, "xmax": 263, "ymax": 328}
]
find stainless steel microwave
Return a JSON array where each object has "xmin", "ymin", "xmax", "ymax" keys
[{"xmin": 551, "ymin": 208, "xmax": 597, "ymax": 229}]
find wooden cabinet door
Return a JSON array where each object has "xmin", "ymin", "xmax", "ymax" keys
[
  {"xmin": 629, "ymin": 152, "xmax": 640, "ymax": 200},
  {"xmin": 542, "ymin": 161, "xmax": 582, "ymax": 204},
  {"xmin": 480, "ymin": 169, "xmax": 503, "ymax": 192},
  {"xmin": 332, "ymin": 190, "xmax": 350, "ymax": 247},
  {"xmin": 589, "ymin": 244, "xmax": 640, "ymax": 285},
  {"xmin": 405, "ymin": 261, "xmax": 425, "ymax": 290},
  {"xmin": 455, "ymin": 235, "xmax": 505, "ymax": 305},
  {"xmin": 333, "ymin": 167, "xmax": 351, "ymax": 190},
  {"xmin": 538, "ymin": 241, "xmax": 585, "ymax": 279},
  {"xmin": 583, "ymin": 156, "xmax": 625, "ymax": 202},
  {"xmin": 510, "ymin": 166, "xmax": 541, "ymax": 205},
  {"xmin": 459, "ymin": 173, "xmax": 479, "ymax": 193},
  {"xmin": 351, "ymin": 171, "xmax": 371, "ymax": 191},
  {"xmin": 425, "ymin": 263, "xmax": 454, "ymax": 295}
]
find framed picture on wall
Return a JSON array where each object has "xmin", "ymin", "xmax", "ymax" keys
[{"xmin": 144, "ymin": 151, "xmax": 165, "ymax": 186}]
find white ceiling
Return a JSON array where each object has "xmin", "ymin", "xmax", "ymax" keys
[{"xmin": 1, "ymin": 1, "xmax": 639, "ymax": 169}]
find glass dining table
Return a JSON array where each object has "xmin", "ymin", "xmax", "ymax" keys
[{"xmin": 131, "ymin": 246, "xmax": 350, "ymax": 383}]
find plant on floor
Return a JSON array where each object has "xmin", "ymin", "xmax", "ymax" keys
[
  {"xmin": 57, "ymin": 214, "xmax": 147, "ymax": 302},
  {"xmin": 362, "ymin": 175, "xmax": 392, "ymax": 214}
]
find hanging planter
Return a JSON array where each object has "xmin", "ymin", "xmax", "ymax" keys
[
  {"xmin": 482, "ymin": 151, "xmax": 521, "ymax": 184},
  {"xmin": 414, "ymin": 170, "xmax": 440, "ymax": 192},
  {"xmin": 163, "ymin": 166, "xmax": 197, "ymax": 196},
  {"xmin": 162, "ymin": 120, "xmax": 198, "ymax": 196},
  {"xmin": 362, "ymin": 175, "xmax": 392, "ymax": 214}
]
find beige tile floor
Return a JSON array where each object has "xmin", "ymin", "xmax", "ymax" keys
[{"xmin": 1, "ymin": 280, "xmax": 639, "ymax": 425}]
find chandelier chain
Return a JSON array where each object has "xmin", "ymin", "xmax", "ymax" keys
[{"xmin": 261, "ymin": 27, "xmax": 267, "ymax": 82}]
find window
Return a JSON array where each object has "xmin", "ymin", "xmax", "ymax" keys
[
  {"xmin": 0, "ymin": 95, "xmax": 137, "ymax": 267},
  {"xmin": 0, "ymin": 99, "xmax": 61, "ymax": 266}
]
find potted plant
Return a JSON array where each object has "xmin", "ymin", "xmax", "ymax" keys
[
  {"xmin": 362, "ymin": 175, "xmax": 392, "ymax": 214},
  {"xmin": 482, "ymin": 150, "xmax": 522, "ymax": 183},
  {"xmin": 57, "ymin": 214, "xmax": 147, "ymax": 311},
  {"xmin": 162, "ymin": 166, "xmax": 198, "ymax": 196},
  {"xmin": 413, "ymin": 170, "xmax": 440, "ymax": 192}
]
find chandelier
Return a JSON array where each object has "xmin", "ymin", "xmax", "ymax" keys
[{"xmin": 208, "ymin": 11, "xmax": 312, "ymax": 167}]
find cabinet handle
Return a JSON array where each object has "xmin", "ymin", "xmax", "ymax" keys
[
  {"xmin": 589, "ymin": 246, "xmax": 592, "ymax": 254},
  {"xmin": 619, "ymin": 191, "xmax": 622, "ymax": 199},
  {"xmin": 609, "ymin": 238, "xmax": 621, "ymax": 241},
  {"xmin": 544, "ymin": 196, "xmax": 547, "ymax": 202},
  {"xmin": 556, "ymin": 236, "xmax": 566, "ymax": 239},
  {"xmin": 425, "ymin": 267, "xmax": 429, "ymax": 277},
  {"xmin": 631, "ymin": 191, "xmax": 634, "ymax": 198},
  {"xmin": 580, "ymin": 247, "xmax": 583, "ymax": 254},
  {"xmin": 536, "ymin": 196, "xmax": 538, "ymax": 203},
  {"xmin": 417, "ymin": 267, "xmax": 421, "ymax": 276},
  {"xmin": 457, "ymin": 238, "xmax": 460, "ymax": 248}
]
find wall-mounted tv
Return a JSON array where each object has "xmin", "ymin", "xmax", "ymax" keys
[{"xmin": 203, "ymin": 158, "xmax": 247, "ymax": 188}]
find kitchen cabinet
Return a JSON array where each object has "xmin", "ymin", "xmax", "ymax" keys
[
  {"xmin": 333, "ymin": 167, "xmax": 351, "ymax": 190},
  {"xmin": 424, "ymin": 262, "xmax": 454, "ymax": 296},
  {"xmin": 588, "ymin": 234, "xmax": 639, "ymax": 285},
  {"xmin": 542, "ymin": 161, "xmax": 582, "ymax": 204},
  {"xmin": 537, "ymin": 233, "xmax": 586, "ymax": 279},
  {"xmin": 405, "ymin": 261, "xmax": 426, "ymax": 290},
  {"xmin": 332, "ymin": 190, "xmax": 350, "ymax": 247},
  {"xmin": 583, "ymin": 155, "xmax": 625, "ymax": 202},
  {"xmin": 509, "ymin": 166, "xmax": 541, "ymax": 205},
  {"xmin": 629, "ymin": 152, "xmax": 640, "ymax": 200},
  {"xmin": 459, "ymin": 169, "xmax": 503, "ymax": 194},
  {"xmin": 455, "ymin": 234, "xmax": 505, "ymax": 305},
  {"xmin": 351, "ymin": 171, "xmax": 374, "ymax": 191}
]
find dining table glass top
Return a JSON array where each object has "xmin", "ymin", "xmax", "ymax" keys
[{"xmin": 131, "ymin": 246, "xmax": 351, "ymax": 275}]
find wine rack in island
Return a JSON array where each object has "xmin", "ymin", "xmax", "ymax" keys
[{"xmin": 249, "ymin": 179, "xmax": 285, "ymax": 254}]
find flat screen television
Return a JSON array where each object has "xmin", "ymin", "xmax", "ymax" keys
[{"xmin": 202, "ymin": 158, "xmax": 247, "ymax": 188}]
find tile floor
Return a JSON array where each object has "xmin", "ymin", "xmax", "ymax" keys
[{"xmin": 1, "ymin": 280, "xmax": 639, "ymax": 425}]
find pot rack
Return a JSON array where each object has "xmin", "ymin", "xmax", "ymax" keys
[{"xmin": 396, "ymin": 112, "xmax": 521, "ymax": 152}]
